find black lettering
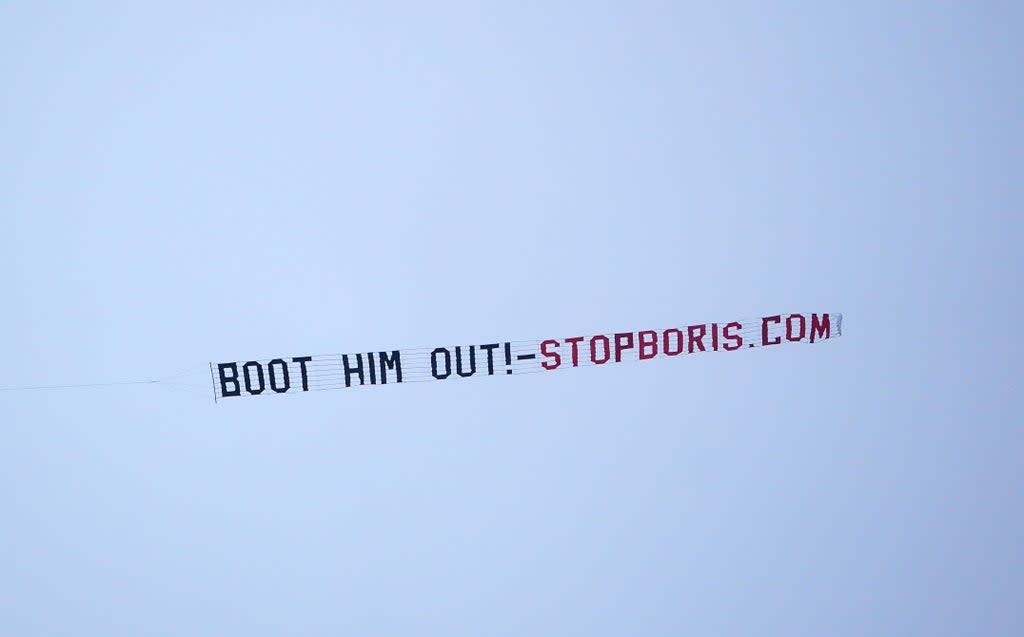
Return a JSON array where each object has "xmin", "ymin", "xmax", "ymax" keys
[
  {"xmin": 342, "ymin": 354, "xmax": 364, "ymax": 387},
  {"xmin": 243, "ymin": 361, "xmax": 265, "ymax": 395},
  {"xmin": 267, "ymin": 359, "xmax": 290, "ymax": 393},
  {"xmin": 291, "ymin": 356, "xmax": 312, "ymax": 391},
  {"xmin": 378, "ymin": 350, "xmax": 402, "ymax": 384},
  {"xmin": 366, "ymin": 352, "xmax": 377, "ymax": 385},
  {"xmin": 455, "ymin": 346, "xmax": 476, "ymax": 377},
  {"xmin": 431, "ymin": 348, "xmax": 451, "ymax": 379},
  {"xmin": 479, "ymin": 343, "xmax": 499, "ymax": 375},
  {"xmin": 218, "ymin": 363, "xmax": 241, "ymax": 397}
]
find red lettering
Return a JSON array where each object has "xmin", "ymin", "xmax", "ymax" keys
[
  {"xmin": 687, "ymin": 324, "xmax": 706, "ymax": 353},
  {"xmin": 711, "ymin": 323, "xmax": 719, "ymax": 351},
  {"xmin": 613, "ymin": 332, "xmax": 634, "ymax": 362},
  {"xmin": 786, "ymin": 314, "xmax": 806, "ymax": 342},
  {"xmin": 810, "ymin": 313, "xmax": 831, "ymax": 343},
  {"xmin": 590, "ymin": 335, "xmax": 610, "ymax": 364},
  {"xmin": 540, "ymin": 339, "xmax": 561, "ymax": 370},
  {"xmin": 663, "ymin": 328, "xmax": 684, "ymax": 356},
  {"xmin": 761, "ymin": 315, "xmax": 781, "ymax": 346},
  {"xmin": 565, "ymin": 336, "xmax": 584, "ymax": 367},
  {"xmin": 722, "ymin": 321, "xmax": 743, "ymax": 351},
  {"xmin": 638, "ymin": 330, "xmax": 658, "ymax": 360}
]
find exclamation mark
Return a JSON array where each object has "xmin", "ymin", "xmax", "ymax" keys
[{"xmin": 504, "ymin": 342, "xmax": 513, "ymax": 375}]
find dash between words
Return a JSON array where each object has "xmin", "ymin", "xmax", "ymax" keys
[{"xmin": 215, "ymin": 313, "xmax": 835, "ymax": 397}]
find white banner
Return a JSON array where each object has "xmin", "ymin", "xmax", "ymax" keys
[{"xmin": 211, "ymin": 312, "xmax": 842, "ymax": 400}]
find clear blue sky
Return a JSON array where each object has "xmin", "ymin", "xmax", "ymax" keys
[{"xmin": 2, "ymin": 2, "xmax": 1021, "ymax": 635}]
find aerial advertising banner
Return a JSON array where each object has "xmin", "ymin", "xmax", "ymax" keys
[{"xmin": 210, "ymin": 312, "xmax": 842, "ymax": 401}]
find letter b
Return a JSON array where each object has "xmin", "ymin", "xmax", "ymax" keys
[{"xmin": 218, "ymin": 363, "xmax": 241, "ymax": 397}]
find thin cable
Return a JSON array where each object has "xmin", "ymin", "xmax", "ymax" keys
[{"xmin": 0, "ymin": 379, "xmax": 163, "ymax": 392}]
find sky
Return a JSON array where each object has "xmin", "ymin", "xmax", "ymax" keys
[{"xmin": 1, "ymin": 2, "xmax": 1022, "ymax": 635}]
